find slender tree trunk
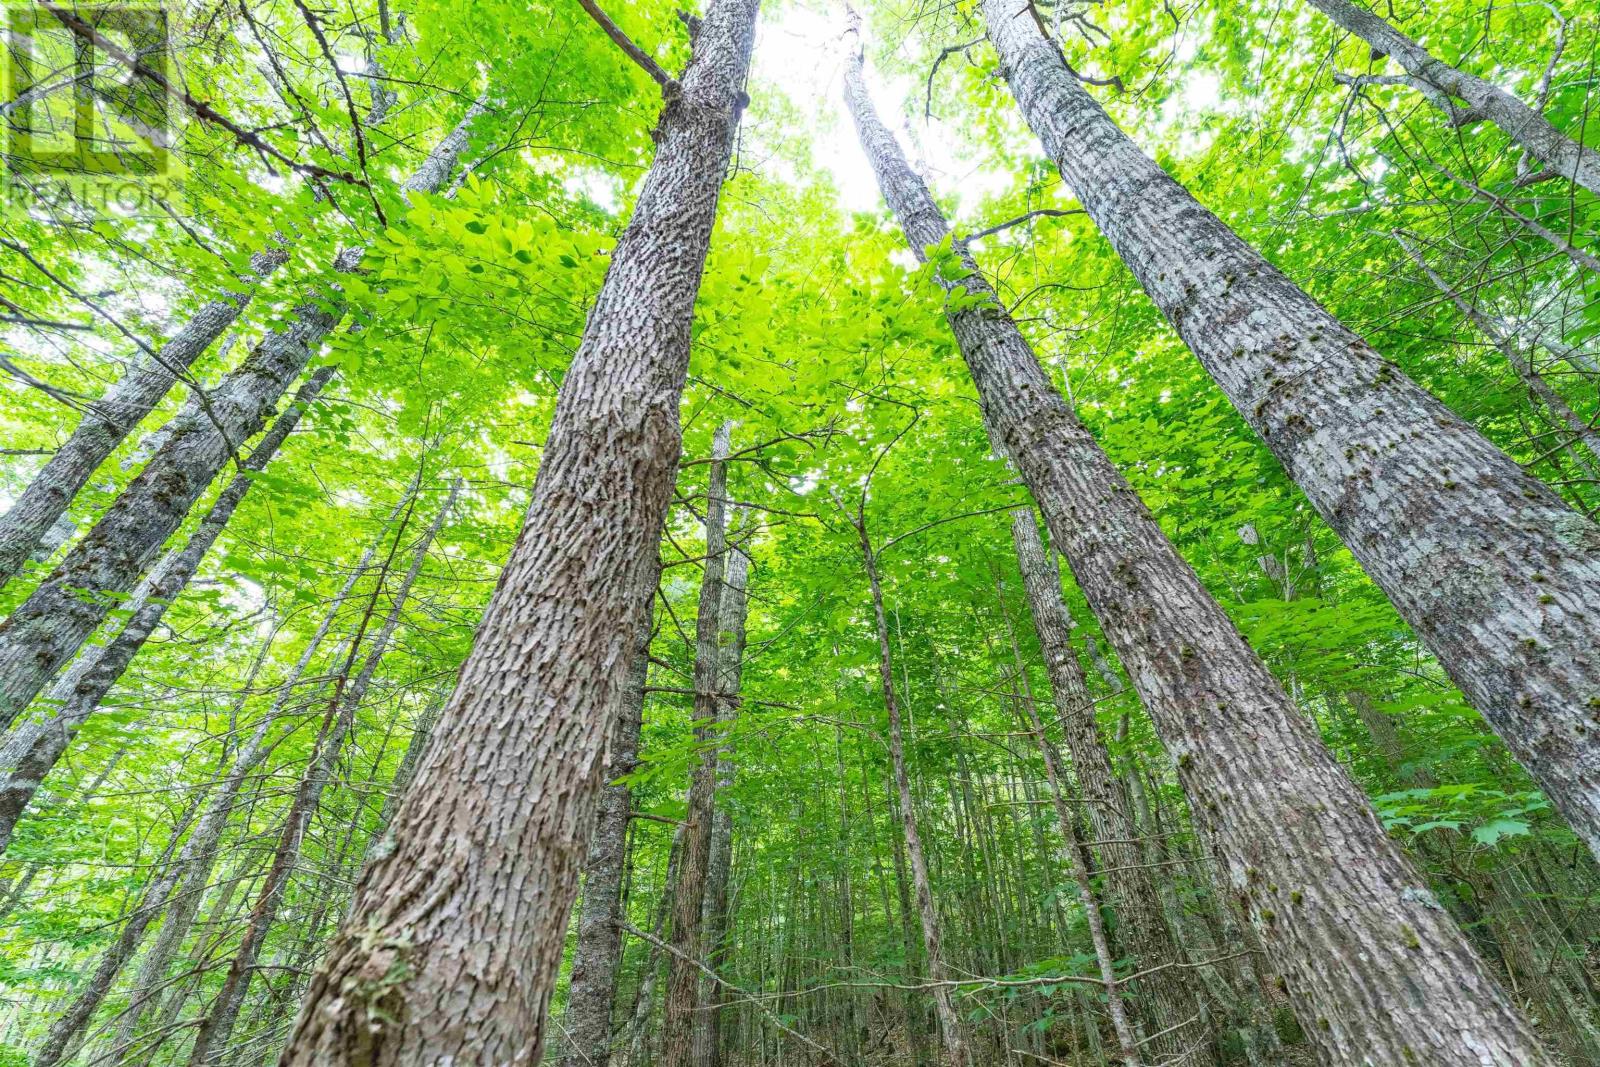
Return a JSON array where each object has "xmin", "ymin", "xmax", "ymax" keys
[
  {"xmin": 1007, "ymin": 632, "xmax": 1139, "ymax": 1065},
  {"xmin": 844, "ymin": 23, "xmax": 1550, "ymax": 1064},
  {"xmin": 185, "ymin": 481, "xmax": 457, "ymax": 1065},
  {"xmin": 31, "ymin": 776, "xmax": 218, "ymax": 1067},
  {"xmin": 694, "ymin": 533, "xmax": 750, "ymax": 1067},
  {"xmin": 663, "ymin": 422, "xmax": 735, "ymax": 1067},
  {"xmin": 103, "ymin": 484, "xmax": 417, "ymax": 1065},
  {"xmin": 560, "ymin": 559, "xmax": 660, "ymax": 1067},
  {"xmin": 1008, "ymin": 510, "xmax": 1200, "ymax": 1055},
  {"xmin": 0, "ymin": 101, "xmax": 482, "ymax": 730},
  {"xmin": 848, "ymin": 509, "xmax": 971, "ymax": 1067},
  {"xmin": 278, "ymin": 7, "xmax": 760, "ymax": 1060},
  {"xmin": 980, "ymin": 0, "xmax": 1600, "ymax": 865},
  {"xmin": 0, "ymin": 253, "xmax": 287, "ymax": 590},
  {"xmin": 1308, "ymin": 0, "xmax": 1600, "ymax": 196},
  {"xmin": 0, "ymin": 368, "xmax": 334, "ymax": 853}
]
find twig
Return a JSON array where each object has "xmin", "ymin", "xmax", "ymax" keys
[{"xmin": 42, "ymin": 4, "xmax": 362, "ymax": 185}]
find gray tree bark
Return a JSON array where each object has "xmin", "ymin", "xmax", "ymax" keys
[
  {"xmin": 845, "ymin": 23, "xmax": 1551, "ymax": 1064},
  {"xmin": 980, "ymin": 0, "xmax": 1600, "ymax": 865},
  {"xmin": 559, "ymin": 559, "xmax": 660, "ymax": 1067},
  {"xmin": 186, "ymin": 480, "xmax": 457, "ymax": 1065},
  {"xmin": 693, "ymin": 530, "xmax": 750, "ymax": 1067},
  {"xmin": 0, "ymin": 101, "xmax": 482, "ymax": 730},
  {"xmin": 0, "ymin": 368, "xmax": 334, "ymax": 854},
  {"xmin": 663, "ymin": 422, "xmax": 734, "ymax": 1067},
  {"xmin": 1009, "ymin": 508, "xmax": 1199, "ymax": 1057},
  {"xmin": 1308, "ymin": 0, "xmax": 1600, "ymax": 197},
  {"xmin": 276, "ymin": 6, "xmax": 761, "ymax": 1062},
  {"xmin": 0, "ymin": 252, "xmax": 286, "ymax": 590}
]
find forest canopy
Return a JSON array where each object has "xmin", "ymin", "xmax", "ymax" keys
[{"xmin": 0, "ymin": 0, "xmax": 1597, "ymax": 1065}]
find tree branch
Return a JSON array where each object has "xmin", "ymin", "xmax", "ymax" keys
[{"xmin": 577, "ymin": 0, "xmax": 679, "ymax": 93}]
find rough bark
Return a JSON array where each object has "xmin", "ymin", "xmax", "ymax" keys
[
  {"xmin": 980, "ymin": 0, "xmax": 1600, "ymax": 864},
  {"xmin": 277, "ymin": 6, "xmax": 760, "ymax": 1061},
  {"xmin": 845, "ymin": 24, "xmax": 1550, "ymax": 1064},
  {"xmin": 0, "ymin": 101, "xmax": 482, "ymax": 731},
  {"xmin": 185, "ymin": 480, "xmax": 456, "ymax": 1065},
  {"xmin": 559, "ymin": 560, "xmax": 660, "ymax": 1067},
  {"xmin": 0, "ymin": 252, "xmax": 286, "ymax": 590},
  {"xmin": 693, "ymin": 533, "xmax": 749, "ymax": 1067},
  {"xmin": 1309, "ymin": 0, "xmax": 1600, "ymax": 197},
  {"xmin": 662, "ymin": 422, "xmax": 735, "ymax": 1067},
  {"xmin": 1009, "ymin": 509, "xmax": 1199, "ymax": 1056},
  {"xmin": 0, "ymin": 368, "xmax": 334, "ymax": 854}
]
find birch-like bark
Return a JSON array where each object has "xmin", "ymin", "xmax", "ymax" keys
[
  {"xmin": 559, "ymin": 559, "xmax": 660, "ymax": 1067},
  {"xmin": 0, "ymin": 252, "xmax": 286, "ymax": 590},
  {"xmin": 693, "ymin": 533, "xmax": 749, "ymax": 1067},
  {"xmin": 662, "ymin": 422, "xmax": 734, "ymax": 1067},
  {"xmin": 0, "ymin": 101, "xmax": 483, "ymax": 730},
  {"xmin": 0, "ymin": 368, "xmax": 334, "ymax": 854},
  {"xmin": 845, "ymin": 24, "xmax": 1549, "ymax": 1064},
  {"xmin": 1309, "ymin": 0, "xmax": 1600, "ymax": 196},
  {"xmin": 185, "ymin": 481, "xmax": 457, "ymax": 1065},
  {"xmin": 980, "ymin": 0, "xmax": 1600, "ymax": 864},
  {"xmin": 279, "ymin": 6, "xmax": 760, "ymax": 1061}
]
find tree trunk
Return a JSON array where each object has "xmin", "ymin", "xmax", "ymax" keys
[
  {"xmin": 185, "ymin": 481, "xmax": 456, "ymax": 1065},
  {"xmin": 559, "ymin": 560, "xmax": 660, "ymax": 1067},
  {"xmin": 0, "ymin": 100, "xmax": 482, "ymax": 731},
  {"xmin": 0, "ymin": 253, "xmax": 286, "ymax": 590},
  {"xmin": 1008, "ymin": 509, "xmax": 1200, "ymax": 1056},
  {"xmin": 694, "ymin": 532, "xmax": 750, "ymax": 1067},
  {"xmin": 980, "ymin": 0, "xmax": 1600, "ymax": 865},
  {"xmin": 0, "ymin": 368, "xmax": 333, "ymax": 854},
  {"xmin": 1308, "ymin": 0, "xmax": 1600, "ymax": 197},
  {"xmin": 277, "ymin": 6, "xmax": 760, "ymax": 1061},
  {"xmin": 849, "ymin": 508, "xmax": 971, "ymax": 1067},
  {"xmin": 844, "ymin": 22, "xmax": 1550, "ymax": 1064},
  {"xmin": 663, "ymin": 422, "xmax": 735, "ymax": 1067}
]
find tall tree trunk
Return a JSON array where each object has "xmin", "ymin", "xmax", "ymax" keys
[
  {"xmin": 0, "ymin": 368, "xmax": 334, "ymax": 853},
  {"xmin": 694, "ymin": 533, "xmax": 750, "ymax": 1067},
  {"xmin": 1308, "ymin": 0, "xmax": 1600, "ymax": 196},
  {"xmin": 1001, "ymin": 606, "xmax": 1139, "ymax": 1065},
  {"xmin": 0, "ymin": 101, "xmax": 482, "ymax": 730},
  {"xmin": 980, "ymin": 0, "xmax": 1600, "ymax": 864},
  {"xmin": 278, "ymin": 6, "xmax": 761, "ymax": 1061},
  {"xmin": 559, "ymin": 559, "xmax": 660, "ymax": 1067},
  {"xmin": 185, "ymin": 481, "xmax": 457, "ymax": 1065},
  {"xmin": 847, "ymin": 504, "xmax": 971, "ymax": 1067},
  {"xmin": 663, "ymin": 422, "xmax": 735, "ymax": 1067},
  {"xmin": 0, "ymin": 253, "xmax": 286, "ymax": 590},
  {"xmin": 1008, "ymin": 510, "xmax": 1199, "ymax": 1055},
  {"xmin": 844, "ymin": 22, "xmax": 1549, "ymax": 1065}
]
